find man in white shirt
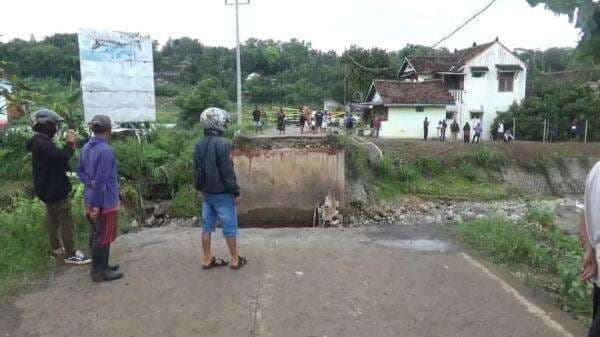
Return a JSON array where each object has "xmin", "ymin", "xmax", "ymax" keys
[
  {"xmin": 580, "ymin": 161, "xmax": 600, "ymax": 337},
  {"xmin": 497, "ymin": 122, "xmax": 504, "ymax": 141}
]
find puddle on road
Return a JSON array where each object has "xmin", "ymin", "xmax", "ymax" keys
[{"xmin": 374, "ymin": 239, "xmax": 452, "ymax": 252}]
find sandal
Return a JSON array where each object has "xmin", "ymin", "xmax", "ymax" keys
[
  {"xmin": 230, "ymin": 256, "xmax": 247, "ymax": 270},
  {"xmin": 202, "ymin": 257, "xmax": 229, "ymax": 269}
]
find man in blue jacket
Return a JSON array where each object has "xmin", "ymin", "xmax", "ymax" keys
[
  {"xmin": 76, "ymin": 115, "xmax": 123, "ymax": 282},
  {"xmin": 195, "ymin": 108, "xmax": 246, "ymax": 270}
]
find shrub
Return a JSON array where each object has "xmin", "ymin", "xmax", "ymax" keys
[
  {"xmin": 526, "ymin": 202, "xmax": 557, "ymax": 227},
  {"xmin": 397, "ymin": 164, "xmax": 421, "ymax": 182},
  {"xmin": 172, "ymin": 186, "xmax": 201, "ymax": 218},
  {"xmin": 155, "ymin": 83, "xmax": 181, "ymax": 97},
  {"xmin": 457, "ymin": 162, "xmax": 478, "ymax": 181},
  {"xmin": 375, "ymin": 155, "xmax": 394, "ymax": 177},
  {"xmin": 175, "ymin": 77, "xmax": 229, "ymax": 127},
  {"xmin": 415, "ymin": 158, "xmax": 443, "ymax": 177},
  {"xmin": 469, "ymin": 145, "xmax": 505, "ymax": 170}
]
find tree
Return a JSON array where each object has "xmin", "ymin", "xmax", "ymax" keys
[
  {"xmin": 175, "ymin": 77, "xmax": 229, "ymax": 126},
  {"xmin": 528, "ymin": 0, "xmax": 600, "ymax": 60}
]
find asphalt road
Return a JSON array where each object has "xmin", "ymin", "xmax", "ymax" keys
[{"xmin": 0, "ymin": 225, "xmax": 587, "ymax": 337}]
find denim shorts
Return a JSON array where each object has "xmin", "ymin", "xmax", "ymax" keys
[{"xmin": 202, "ymin": 193, "xmax": 238, "ymax": 238}]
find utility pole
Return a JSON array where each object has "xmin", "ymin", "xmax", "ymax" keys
[{"xmin": 225, "ymin": 0, "xmax": 250, "ymax": 126}]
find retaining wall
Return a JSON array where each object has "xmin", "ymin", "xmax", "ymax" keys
[{"xmin": 232, "ymin": 136, "xmax": 345, "ymax": 227}]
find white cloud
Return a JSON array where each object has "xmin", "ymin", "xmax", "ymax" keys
[{"xmin": 0, "ymin": 0, "xmax": 580, "ymax": 52}]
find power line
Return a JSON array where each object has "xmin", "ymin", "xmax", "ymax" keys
[
  {"xmin": 346, "ymin": 0, "xmax": 498, "ymax": 71},
  {"xmin": 426, "ymin": 0, "xmax": 497, "ymax": 54},
  {"xmin": 345, "ymin": 53, "xmax": 393, "ymax": 73}
]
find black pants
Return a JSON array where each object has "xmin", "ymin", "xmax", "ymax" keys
[
  {"xmin": 424, "ymin": 129, "xmax": 428, "ymax": 140},
  {"xmin": 473, "ymin": 133, "xmax": 481, "ymax": 143},
  {"xmin": 590, "ymin": 285, "xmax": 600, "ymax": 337}
]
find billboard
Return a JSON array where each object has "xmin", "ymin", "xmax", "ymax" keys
[
  {"xmin": 0, "ymin": 80, "xmax": 12, "ymax": 127},
  {"xmin": 78, "ymin": 29, "xmax": 156, "ymax": 123}
]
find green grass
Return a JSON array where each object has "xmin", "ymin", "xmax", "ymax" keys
[
  {"xmin": 0, "ymin": 184, "xmax": 131, "ymax": 299},
  {"xmin": 375, "ymin": 175, "xmax": 512, "ymax": 201},
  {"xmin": 454, "ymin": 216, "xmax": 592, "ymax": 324},
  {"xmin": 372, "ymin": 154, "xmax": 513, "ymax": 201}
]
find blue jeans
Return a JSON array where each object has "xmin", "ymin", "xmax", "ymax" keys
[{"xmin": 202, "ymin": 193, "xmax": 238, "ymax": 238}]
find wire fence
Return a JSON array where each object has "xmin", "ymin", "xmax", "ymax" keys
[{"xmin": 495, "ymin": 117, "xmax": 592, "ymax": 143}]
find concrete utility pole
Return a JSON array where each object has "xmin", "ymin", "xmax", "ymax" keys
[{"xmin": 225, "ymin": 0, "xmax": 250, "ymax": 126}]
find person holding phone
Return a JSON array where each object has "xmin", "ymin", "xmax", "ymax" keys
[{"xmin": 26, "ymin": 109, "xmax": 91, "ymax": 265}]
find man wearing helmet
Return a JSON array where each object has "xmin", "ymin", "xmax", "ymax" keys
[
  {"xmin": 195, "ymin": 108, "xmax": 247, "ymax": 270},
  {"xmin": 26, "ymin": 109, "xmax": 91, "ymax": 265}
]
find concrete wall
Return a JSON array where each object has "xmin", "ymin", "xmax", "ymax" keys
[
  {"xmin": 232, "ymin": 137, "xmax": 345, "ymax": 227},
  {"xmin": 460, "ymin": 42, "xmax": 527, "ymax": 140},
  {"xmin": 380, "ymin": 106, "xmax": 447, "ymax": 139}
]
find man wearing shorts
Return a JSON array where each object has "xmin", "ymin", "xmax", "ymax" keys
[{"xmin": 195, "ymin": 108, "xmax": 247, "ymax": 270}]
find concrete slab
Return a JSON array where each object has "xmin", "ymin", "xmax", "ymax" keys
[{"xmin": 1, "ymin": 226, "xmax": 587, "ymax": 337}]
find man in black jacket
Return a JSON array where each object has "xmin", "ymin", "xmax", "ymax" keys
[
  {"xmin": 195, "ymin": 108, "xmax": 247, "ymax": 270},
  {"xmin": 26, "ymin": 109, "xmax": 90, "ymax": 265}
]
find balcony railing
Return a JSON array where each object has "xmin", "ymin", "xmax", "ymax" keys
[{"xmin": 449, "ymin": 89, "xmax": 464, "ymax": 104}]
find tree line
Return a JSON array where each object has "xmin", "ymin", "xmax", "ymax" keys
[{"xmin": 0, "ymin": 33, "xmax": 593, "ymax": 107}]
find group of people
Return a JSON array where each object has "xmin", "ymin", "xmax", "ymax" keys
[
  {"xmin": 27, "ymin": 107, "xmax": 246, "ymax": 283},
  {"xmin": 27, "ymin": 110, "xmax": 123, "ymax": 282},
  {"xmin": 298, "ymin": 106, "xmax": 329, "ymax": 135},
  {"xmin": 422, "ymin": 117, "xmax": 514, "ymax": 143}
]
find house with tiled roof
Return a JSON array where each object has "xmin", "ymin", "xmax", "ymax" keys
[{"xmin": 365, "ymin": 39, "xmax": 527, "ymax": 140}]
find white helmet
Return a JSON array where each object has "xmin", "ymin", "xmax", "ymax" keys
[{"xmin": 200, "ymin": 107, "xmax": 230, "ymax": 133}]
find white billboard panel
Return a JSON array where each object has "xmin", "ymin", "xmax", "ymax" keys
[{"xmin": 78, "ymin": 29, "xmax": 156, "ymax": 123}]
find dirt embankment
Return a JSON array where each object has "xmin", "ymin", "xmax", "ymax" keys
[
  {"xmin": 372, "ymin": 140, "xmax": 600, "ymax": 196},
  {"xmin": 374, "ymin": 139, "xmax": 600, "ymax": 165}
]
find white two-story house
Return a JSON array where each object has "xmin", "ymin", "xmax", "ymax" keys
[{"xmin": 365, "ymin": 39, "xmax": 527, "ymax": 140}]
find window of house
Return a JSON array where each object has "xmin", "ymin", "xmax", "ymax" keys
[
  {"xmin": 416, "ymin": 106, "xmax": 424, "ymax": 112},
  {"xmin": 446, "ymin": 111, "xmax": 454, "ymax": 120},
  {"xmin": 472, "ymin": 71, "xmax": 485, "ymax": 78},
  {"xmin": 470, "ymin": 112, "xmax": 483, "ymax": 120},
  {"xmin": 498, "ymin": 73, "xmax": 514, "ymax": 92}
]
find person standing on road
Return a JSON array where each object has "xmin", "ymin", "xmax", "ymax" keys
[
  {"xmin": 497, "ymin": 122, "xmax": 504, "ymax": 142},
  {"xmin": 315, "ymin": 109, "xmax": 324, "ymax": 134},
  {"xmin": 276, "ymin": 108, "xmax": 286, "ymax": 135},
  {"xmin": 463, "ymin": 122, "xmax": 471, "ymax": 143},
  {"xmin": 76, "ymin": 115, "xmax": 123, "ymax": 282},
  {"xmin": 441, "ymin": 120, "xmax": 448, "ymax": 141},
  {"xmin": 373, "ymin": 116, "xmax": 382, "ymax": 138},
  {"xmin": 473, "ymin": 122, "xmax": 482, "ymax": 144},
  {"xmin": 579, "ymin": 161, "xmax": 600, "ymax": 337},
  {"xmin": 26, "ymin": 109, "xmax": 91, "ymax": 265},
  {"xmin": 299, "ymin": 106, "xmax": 306, "ymax": 135},
  {"xmin": 195, "ymin": 108, "xmax": 247, "ymax": 270},
  {"xmin": 570, "ymin": 118, "xmax": 580, "ymax": 142},
  {"xmin": 322, "ymin": 110, "xmax": 329, "ymax": 133},
  {"xmin": 450, "ymin": 119, "xmax": 460, "ymax": 142},
  {"xmin": 252, "ymin": 105, "xmax": 263, "ymax": 134},
  {"xmin": 423, "ymin": 117, "xmax": 430, "ymax": 141}
]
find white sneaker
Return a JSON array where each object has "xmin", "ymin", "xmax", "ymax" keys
[{"xmin": 65, "ymin": 250, "xmax": 91, "ymax": 265}]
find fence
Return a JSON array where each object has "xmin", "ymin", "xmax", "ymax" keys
[{"xmin": 496, "ymin": 117, "xmax": 591, "ymax": 143}]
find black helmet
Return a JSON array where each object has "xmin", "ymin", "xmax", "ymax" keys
[{"xmin": 31, "ymin": 109, "xmax": 64, "ymax": 137}]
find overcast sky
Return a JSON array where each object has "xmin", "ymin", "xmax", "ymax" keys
[{"xmin": 1, "ymin": 0, "xmax": 580, "ymax": 52}]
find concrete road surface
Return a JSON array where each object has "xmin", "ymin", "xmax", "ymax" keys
[{"xmin": 0, "ymin": 225, "xmax": 587, "ymax": 337}]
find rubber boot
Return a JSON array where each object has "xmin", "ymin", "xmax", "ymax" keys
[
  {"xmin": 92, "ymin": 246, "xmax": 123, "ymax": 282},
  {"xmin": 107, "ymin": 246, "xmax": 119, "ymax": 271},
  {"xmin": 90, "ymin": 245, "xmax": 105, "ymax": 282}
]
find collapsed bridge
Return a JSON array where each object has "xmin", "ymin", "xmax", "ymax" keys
[{"xmin": 232, "ymin": 135, "xmax": 345, "ymax": 227}]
